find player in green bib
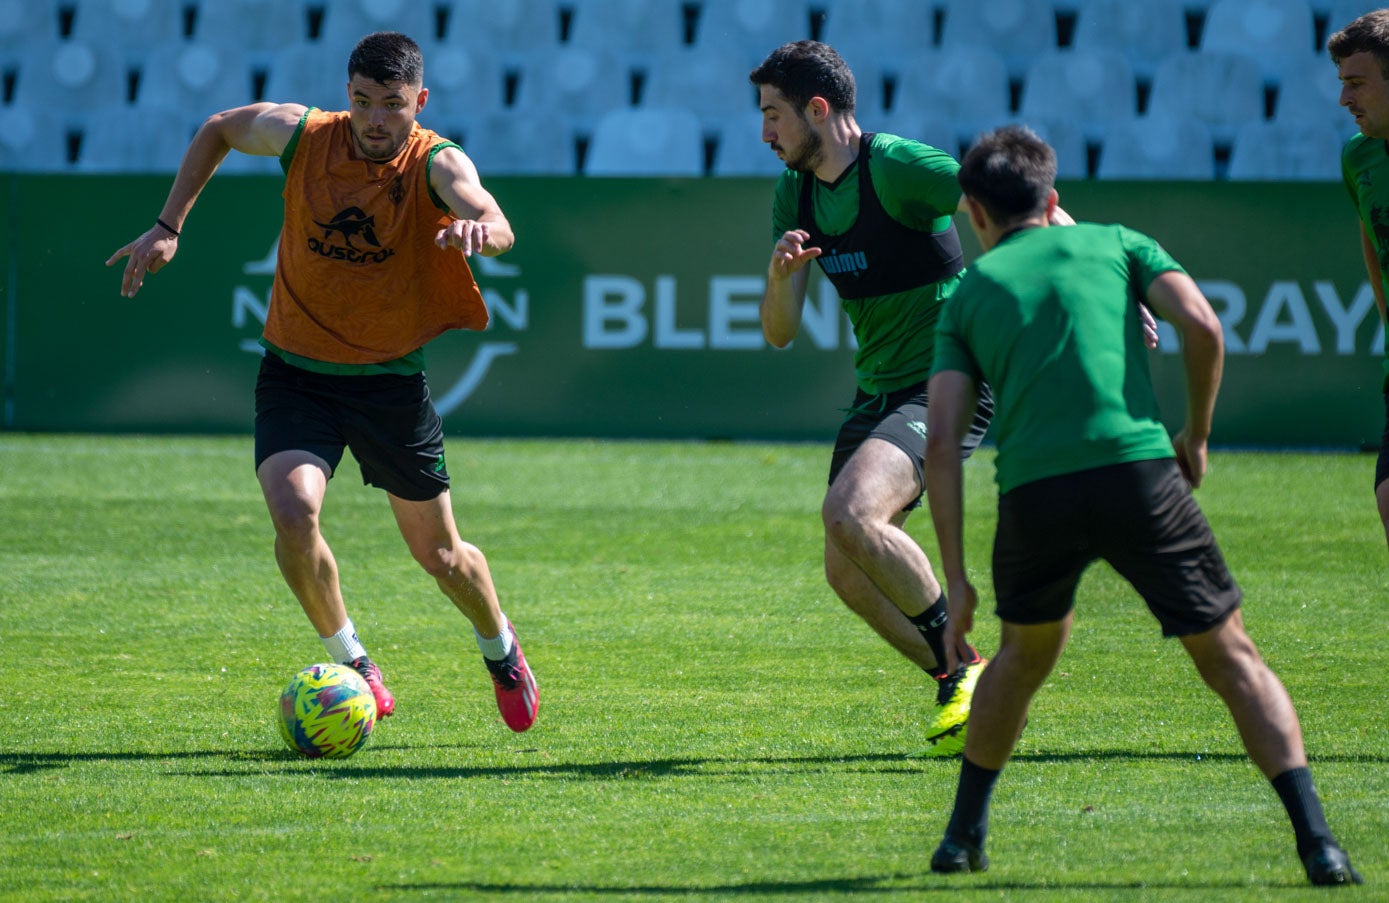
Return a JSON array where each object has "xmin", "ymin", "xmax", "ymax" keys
[
  {"xmin": 923, "ymin": 125, "xmax": 1361, "ymax": 886},
  {"xmin": 1330, "ymin": 11, "xmax": 1389, "ymax": 550},
  {"xmin": 750, "ymin": 41, "xmax": 1008, "ymax": 756}
]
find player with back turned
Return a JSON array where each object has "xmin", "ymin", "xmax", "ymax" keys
[{"xmin": 923, "ymin": 124, "xmax": 1361, "ymax": 886}]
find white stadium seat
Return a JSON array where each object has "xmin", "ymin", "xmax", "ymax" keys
[{"xmin": 585, "ymin": 106, "xmax": 705, "ymax": 176}]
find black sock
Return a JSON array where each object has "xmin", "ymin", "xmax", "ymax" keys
[
  {"xmin": 944, "ymin": 756, "xmax": 1001, "ymax": 850},
  {"xmin": 909, "ymin": 594, "xmax": 980, "ymax": 678},
  {"xmin": 908, "ymin": 594, "xmax": 951, "ymax": 679},
  {"xmin": 1271, "ymin": 767, "xmax": 1335, "ymax": 858}
]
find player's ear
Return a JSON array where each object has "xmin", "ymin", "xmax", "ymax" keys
[
  {"xmin": 805, "ymin": 96, "xmax": 830, "ymax": 123},
  {"xmin": 415, "ymin": 86, "xmax": 428, "ymax": 113}
]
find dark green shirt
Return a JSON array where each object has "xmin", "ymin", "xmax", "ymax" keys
[
  {"xmin": 1341, "ymin": 133, "xmax": 1389, "ymax": 391},
  {"xmin": 932, "ymin": 223, "xmax": 1182, "ymax": 494},
  {"xmin": 772, "ymin": 133, "xmax": 962, "ymax": 394}
]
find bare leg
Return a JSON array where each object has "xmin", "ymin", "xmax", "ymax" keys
[
  {"xmin": 964, "ymin": 615, "xmax": 1072, "ymax": 769},
  {"xmin": 1179, "ymin": 609, "xmax": 1306, "ymax": 778},
  {"xmin": 388, "ymin": 490, "xmax": 505, "ymax": 639},
  {"xmin": 257, "ymin": 450, "xmax": 348, "ymax": 636},
  {"xmin": 822, "ymin": 438, "xmax": 944, "ymax": 672}
]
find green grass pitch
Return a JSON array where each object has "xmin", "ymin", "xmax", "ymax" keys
[{"xmin": 1, "ymin": 434, "xmax": 1384, "ymax": 901}]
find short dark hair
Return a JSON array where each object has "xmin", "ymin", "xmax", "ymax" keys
[
  {"xmin": 348, "ymin": 31, "xmax": 424, "ymax": 86},
  {"xmin": 749, "ymin": 40, "xmax": 855, "ymax": 114},
  {"xmin": 958, "ymin": 125, "xmax": 1056, "ymax": 224},
  {"xmin": 1329, "ymin": 10, "xmax": 1389, "ymax": 79}
]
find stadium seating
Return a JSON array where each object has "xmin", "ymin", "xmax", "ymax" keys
[
  {"xmin": 584, "ymin": 106, "xmax": 705, "ymax": 176},
  {"xmin": 0, "ymin": 0, "xmax": 60, "ymax": 52},
  {"xmin": 892, "ymin": 44, "xmax": 1012, "ymax": 147},
  {"xmin": 1276, "ymin": 53, "xmax": 1357, "ymax": 139},
  {"xmin": 415, "ymin": 41, "xmax": 508, "ymax": 127},
  {"xmin": 317, "ymin": 0, "xmax": 440, "ymax": 51},
  {"xmin": 11, "ymin": 38, "xmax": 127, "ymax": 113},
  {"xmin": 642, "ymin": 45, "xmax": 761, "ymax": 132},
  {"xmin": 1070, "ymin": 0, "xmax": 1188, "ymax": 82},
  {"xmin": 0, "ymin": 103, "xmax": 68, "ymax": 171},
  {"xmin": 189, "ymin": 0, "xmax": 311, "ymax": 65},
  {"xmin": 70, "ymin": 0, "xmax": 185, "ymax": 55},
  {"xmin": 1200, "ymin": 0, "xmax": 1319, "ymax": 84},
  {"xmin": 73, "ymin": 105, "xmax": 193, "ymax": 172},
  {"xmin": 1328, "ymin": 0, "xmax": 1385, "ymax": 34},
  {"xmin": 691, "ymin": 0, "xmax": 814, "ymax": 70},
  {"xmin": 1097, "ymin": 113, "xmax": 1217, "ymax": 179},
  {"xmin": 0, "ymin": 0, "xmax": 1355, "ymax": 178},
  {"xmin": 1006, "ymin": 115, "xmax": 1090, "ymax": 179},
  {"xmin": 873, "ymin": 111, "xmax": 962, "ymax": 158},
  {"xmin": 940, "ymin": 0, "xmax": 1057, "ymax": 80},
  {"xmin": 1147, "ymin": 49, "xmax": 1267, "ymax": 144},
  {"xmin": 258, "ymin": 41, "xmax": 347, "ymax": 109},
  {"xmin": 817, "ymin": 0, "xmax": 938, "ymax": 114},
  {"xmin": 458, "ymin": 110, "xmax": 576, "ymax": 175},
  {"xmin": 709, "ymin": 110, "xmax": 786, "ymax": 176},
  {"xmin": 135, "ymin": 41, "xmax": 257, "ymax": 115},
  {"xmin": 1227, "ymin": 119, "xmax": 1343, "ymax": 178},
  {"xmin": 508, "ymin": 43, "xmax": 635, "ymax": 137},
  {"xmin": 1019, "ymin": 48, "xmax": 1139, "ymax": 143}
]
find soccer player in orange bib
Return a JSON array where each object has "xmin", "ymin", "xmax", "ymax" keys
[{"xmin": 107, "ymin": 31, "xmax": 538, "ymax": 732}]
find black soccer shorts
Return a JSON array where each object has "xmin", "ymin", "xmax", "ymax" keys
[
  {"xmin": 828, "ymin": 379, "xmax": 993, "ymax": 510},
  {"xmin": 253, "ymin": 351, "xmax": 450, "ymax": 502},
  {"xmin": 992, "ymin": 457, "xmax": 1242, "ymax": 637}
]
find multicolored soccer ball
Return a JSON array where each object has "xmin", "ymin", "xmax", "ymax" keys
[{"xmin": 278, "ymin": 663, "xmax": 377, "ymax": 759}]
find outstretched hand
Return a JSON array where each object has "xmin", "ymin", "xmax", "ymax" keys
[
  {"xmin": 436, "ymin": 219, "xmax": 493, "ymax": 256},
  {"xmin": 768, "ymin": 229, "xmax": 821, "ymax": 279},
  {"xmin": 106, "ymin": 226, "xmax": 178, "ymax": 298}
]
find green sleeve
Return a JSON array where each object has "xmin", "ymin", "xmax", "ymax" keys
[
  {"xmin": 278, "ymin": 108, "xmax": 314, "ymax": 175},
  {"xmin": 872, "ymin": 134, "xmax": 961, "ymax": 229},
  {"xmin": 1119, "ymin": 225, "xmax": 1186, "ymax": 295},
  {"xmin": 770, "ymin": 170, "xmax": 800, "ymax": 239}
]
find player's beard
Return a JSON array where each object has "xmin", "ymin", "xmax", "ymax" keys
[
  {"xmin": 352, "ymin": 123, "xmax": 409, "ymax": 162},
  {"xmin": 779, "ymin": 126, "xmax": 823, "ymax": 174}
]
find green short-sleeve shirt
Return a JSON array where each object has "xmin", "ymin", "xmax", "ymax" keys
[
  {"xmin": 771, "ymin": 133, "xmax": 963, "ymax": 393},
  {"xmin": 1341, "ymin": 133, "xmax": 1389, "ymax": 392},
  {"xmin": 932, "ymin": 223, "xmax": 1183, "ymax": 494}
]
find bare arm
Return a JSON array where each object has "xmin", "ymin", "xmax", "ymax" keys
[
  {"xmin": 1360, "ymin": 222, "xmax": 1388, "ymax": 327},
  {"xmin": 761, "ymin": 229, "xmax": 819, "ymax": 347},
  {"xmin": 1144, "ymin": 270, "xmax": 1224, "ymax": 487},
  {"xmin": 923, "ymin": 368, "xmax": 981, "ymax": 673},
  {"xmin": 105, "ymin": 102, "xmax": 307, "ymax": 297},
  {"xmin": 428, "ymin": 145, "xmax": 514, "ymax": 257}
]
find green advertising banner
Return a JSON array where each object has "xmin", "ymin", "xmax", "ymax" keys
[{"xmin": 1, "ymin": 173, "xmax": 1382, "ymax": 448}]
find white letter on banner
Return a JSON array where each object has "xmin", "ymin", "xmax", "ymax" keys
[
  {"xmin": 484, "ymin": 287, "xmax": 529, "ymax": 330},
  {"xmin": 1248, "ymin": 281, "xmax": 1321, "ymax": 354},
  {"xmin": 232, "ymin": 286, "xmax": 268, "ymax": 327},
  {"xmin": 1197, "ymin": 280, "xmax": 1248, "ymax": 354},
  {"xmin": 654, "ymin": 275, "xmax": 704, "ymax": 348},
  {"xmin": 583, "ymin": 275, "xmax": 647, "ymax": 349},
  {"xmin": 709, "ymin": 276, "xmax": 766, "ymax": 349},
  {"xmin": 1313, "ymin": 281, "xmax": 1375, "ymax": 354}
]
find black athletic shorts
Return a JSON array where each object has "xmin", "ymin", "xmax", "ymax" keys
[
  {"xmin": 1376, "ymin": 390, "xmax": 1389, "ymax": 490},
  {"xmin": 992, "ymin": 457, "xmax": 1242, "ymax": 637},
  {"xmin": 828, "ymin": 379, "xmax": 993, "ymax": 511},
  {"xmin": 253, "ymin": 351, "xmax": 450, "ymax": 502}
]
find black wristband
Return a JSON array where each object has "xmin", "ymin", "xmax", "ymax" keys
[{"xmin": 155, "ymin": 218, "xmax": 180, "ymax": 237}]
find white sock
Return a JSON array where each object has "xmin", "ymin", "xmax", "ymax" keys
[
  {"xmin": 322, "ymin": 619, "xmax": 367, "ymax": 664},
  {"xmin": 475, "ymin": 618, "xmax": 514, "ymax": 661}
]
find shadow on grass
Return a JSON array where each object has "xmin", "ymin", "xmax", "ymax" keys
[
  {"xmin": 3, "ymin": 747, "xmax": 1386, "ymax": 778},
  {"xmin": 373, "ymin": 876, "xmax": 1309, "ymax": 895}
]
